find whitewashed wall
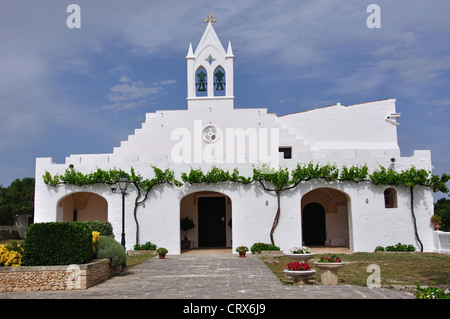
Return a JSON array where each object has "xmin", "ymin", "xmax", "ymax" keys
[{"xmin": 35, "ymin": 155, "xmax": 436, "ymax": 253}]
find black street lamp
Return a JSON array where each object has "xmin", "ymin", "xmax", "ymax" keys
[{"xmin": 114, "ymin": 173, "xmax": 129, "ymax": 247}]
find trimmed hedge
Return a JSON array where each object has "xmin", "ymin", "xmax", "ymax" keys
[
  {"xmin": 76, "ymin": 220, "xmax": 114, "ymax": 237},
  {"xmin": 22, "ymin": 222, "xmax": 93, "ymax": 266}
]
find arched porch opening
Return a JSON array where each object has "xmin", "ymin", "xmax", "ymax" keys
[
  {"xmin": 301, "ymin": 188, "xmax": 350, "ymax": 248},
  {"xmin": 58, "ymin": 192, "xmax": 108, "ymax": 222},
  {"xmin": 180, "ymin": 191, "xmax": 232, "ymax": 250}
]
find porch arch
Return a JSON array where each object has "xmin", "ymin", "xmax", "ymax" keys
[
  {"xmin": 180, "ymin": 191, "xmax": 232, "ymax": 249},
  {"xmin": 301, "ymin": 188, "xmax": 350, "ymax": 248},
  {"xmin": 57, "ymin": 192, "xmax": 108, "ymax": 222}
]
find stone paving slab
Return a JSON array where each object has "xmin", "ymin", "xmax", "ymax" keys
[{"xmin": 0, "ymin": 253, "xmax": 414, "ymax": 299}]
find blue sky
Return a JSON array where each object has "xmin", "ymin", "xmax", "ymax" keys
[{"xmin": 0, "ymin": 1, "xmax": 449, "ymax": 199}]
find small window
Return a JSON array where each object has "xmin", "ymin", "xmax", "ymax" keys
[
  {"xmin": 279, "ymin": 147, "xmax": 292, "ymax": 159},
  {"xmin": 384, "ymin": 188, "xmax": 397, "ymax": 208}
]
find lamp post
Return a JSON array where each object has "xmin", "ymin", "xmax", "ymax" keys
[{"xmin": 117, "ymin": 174, "xmax": 129, "ymax": 248}]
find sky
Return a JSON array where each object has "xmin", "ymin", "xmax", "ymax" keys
[{"xmin": 0, "ymin": 1, "xmax": 449, "ymax": 200}]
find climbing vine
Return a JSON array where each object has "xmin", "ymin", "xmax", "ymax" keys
[
  {"xmin": 43, "ymin": 163, "xmax": 448, "ymax": 248},
  {"xmin": 44, "ymin": 166, "xmax": 182, "ymax": 245}
]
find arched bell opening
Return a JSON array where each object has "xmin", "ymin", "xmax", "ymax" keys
[
  {"xmin": 195, "ymin": 66, "xmax": 208, "ymax": 96},
  {"xmin": 213, "ymin": 66, "xmax": 226, "ymax": 96}
]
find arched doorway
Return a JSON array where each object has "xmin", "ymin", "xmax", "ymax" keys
[
  {"xmin": 58, "ymin": 192, "xmax": 108, "ymax": 222},
  {"xmin": 302, "ymin": 202, "xmax": 326, "ymax": 246},
  {"xmin": 180, "ymin": 191, "xmax": 232, "ymax": 249},
  {"xmin": 301, "ymin": 188, "xmax": 350, "ymax": 248}
]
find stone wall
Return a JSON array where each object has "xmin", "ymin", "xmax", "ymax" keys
[
  {"xmin": 0, "ymin": 259, "xmax": 120, "ymax": 292},
  {"xmin": 126, "ymin": 250, "xmax": 156, "ymax": 256},
  {"xmin": 0, "ymin": 227, "xmax": 21, "ymax": 240}
]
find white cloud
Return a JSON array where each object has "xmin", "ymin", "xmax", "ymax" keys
[
  {"xmin": 103, "ymin": 77, "xmax": 176, "ymax": 110},
  {"xmin": 119, "ymin": 75, "xmax": 132, "ymax": 83}
]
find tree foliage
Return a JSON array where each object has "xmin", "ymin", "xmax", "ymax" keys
[
  {"xmin": 434, "ymin": 198, "xmax": 450, "ymax": 232},
  {"xmin": 0, "ymin": 178, "xmax": 35, "ymax": 225}
]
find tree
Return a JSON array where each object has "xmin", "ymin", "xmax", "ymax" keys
[
  {"xmin": 0, "ymin": 178, "xmax": 35, "ymax": 225},
  {"xmin": 434, "ymin": 198, "xmax": 450, "ymax": 232}
]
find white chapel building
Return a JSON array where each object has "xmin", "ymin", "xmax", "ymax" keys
[{"xmin": 34, "ymin": 17, "xmax": 436, "ymax": 254}]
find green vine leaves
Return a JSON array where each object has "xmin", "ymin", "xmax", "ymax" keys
[
  {"xmin": 43, "ymin": 163, "xmax": 449, "ymax": 194},
  {"xmin": 43, "ymin": 166, "xmax": 183, "ymax": 191},
  {"xmin": 43, "ymin": 163, "xmax": 448, "ymax": 248}
]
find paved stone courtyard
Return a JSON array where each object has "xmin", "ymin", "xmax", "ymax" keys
[{"xmin": 0, "ymin": 251, "xmax": 414, "ymax": 300}]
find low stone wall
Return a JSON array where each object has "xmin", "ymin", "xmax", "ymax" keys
[
  {"xmin": 255, "ymin": 251, "xmax": 284, "ymax": 257},
  {"xmin": 0, "ymin": 227, "xmax": 21, "ymax": 240},
  {"xmin": 127, "ymin": 250, "xmax": 156, "ymax": 256},
  {"xmin": 0, "ymin": 259, "xmax": 120, "ymax": 292}
]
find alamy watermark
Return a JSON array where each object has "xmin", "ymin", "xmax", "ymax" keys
[
  {"xmin": 367, "ymin": 4, "xmax": 381, "ymax": 29},
  {"xmin": 171, "ymin": 120, "xmax": 280, "ymax": 168},
  {"xmin": 366, "ymin": 264, "xmax": 381, "ymax": 288},
  {"xmin": 66, "ymin": 4, "xmax": 81, "ymax": 29},
  {"xmin": 66, "ymin": 264, "xmax": 81, "ymax": 289},
  {"xmin": 66, "ymin": 4, "xmax": 381, "ymax": 30}
]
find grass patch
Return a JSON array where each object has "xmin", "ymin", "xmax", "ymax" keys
[
  {"xmin": 125, "ymin": 253, "xmax": 155, "ymax": 268},
  {"xmin": 260, "ymin": 252, "xmax": 450, "ymax": 288}
]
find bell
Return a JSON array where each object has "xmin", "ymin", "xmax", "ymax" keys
[
  {"xmin": 215, "ymin": 80, "xmax": 224, "ymax": 91},
  {"xmin": 197, "ymin": 80, "xmax": 206, "ymax": 92},
  {"xmin": 197, "ymin": 70, "xmax": 207, "ymax": 92},
  {"xmin": 215, "ymin": 69, "xmax": 225, "ymax": 91}
]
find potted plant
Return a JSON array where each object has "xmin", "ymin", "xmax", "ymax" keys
[
  {"xmin": 180, "ymin": 217, "xmax": 195, "ymax": 249},
  {"xmin": 284, "ymin": 261, "xmax": 316, "ymax": 284},
  {"xmin": 157, "ymin": 247, "xmax": 168, "ymax": 259},
  {"xmin": 285, "ymin": 246, "xmax": 315, "ymax": 262},
  {"xmin": 129, "ymin": 241, "xmax": 157, "ymax": 256},
  {"xmin": 236, "ymin": 246, "xmax": 249, "ymax": 258},
  {"xmin": 431, "ymin": 215, "xmax": 442, "ymax": 231},
  {"xmin": 313, "ymin": 255, "xmax": 346, "ymax": 285}
]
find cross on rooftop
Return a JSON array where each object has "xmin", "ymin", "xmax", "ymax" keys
[{"xmin": 203, "ymin": 14, "xmax": 217, "ymax": 23}]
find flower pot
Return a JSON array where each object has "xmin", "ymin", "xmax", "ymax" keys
[
  {"xmin": 181, "ymin": 239, "xmax": 191, "ymax": 249},
  {"xmin": 434, "ymin": 223, "xmax": 440, "ymax": 231},
  {"xmin": 313, "ymin": 262, "xmax": 346, "ymax": 285},
  {"xmin": 159, "ymin": 254, "xmax": 166, "ymax": 259},
  {"xmin": 284, "ymin": 253, "xmax": 315, "ymax": 262},
  {"xmin": 239, "ymin": 251, "xmax": 246, "ymax": 258},
  {"xmin": 283, "ymin": 269, "xmax": 316, "ymax": 284}
]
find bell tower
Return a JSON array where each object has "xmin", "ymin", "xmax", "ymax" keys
[{"xmin": 186, "ymin": 14, "xmax": 235, "ymax": 110}]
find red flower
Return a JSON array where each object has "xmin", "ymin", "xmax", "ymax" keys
[{"xmin": 286, "ymin": 261, "xmax": 311, "ymax": 271}]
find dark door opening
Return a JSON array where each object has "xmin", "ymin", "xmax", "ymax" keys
[
  {"xmin": 302, "ymin": 202, "xmax": 326, "ymax": 246},
  {"xmin": 198, "ymin": 197, "xmax": 226, "ymax": 247}
]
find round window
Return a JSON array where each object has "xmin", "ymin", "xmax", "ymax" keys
[{"xmin": 203, "ymin": 125, "xmax": 220, "ymax": 143}]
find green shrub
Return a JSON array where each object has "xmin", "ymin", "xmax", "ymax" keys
[
  {"xmin": 157, "ymin": 247, "xmax": 168, "ymax": 255},
  {"xmin": 250, "ymin": 242, "xmax": 280, "ymax": 254},
  {"xmin": 415, "ymin": 282, "xmax": 450, "ymax": 299},
  {"xmin": 134, "ymin": 241, "xmax": 157, "ymax": 250},
  {"xmin": 96, "ymin": 236, "xmax": 126, "ymax": 268},
  {"xmin": 22, "ymin": 222, "xmax": 93, "ymax": 266},
  {"xmin": 375, "ymin": 243, "xmax": 416, "ymax": 252},
  {"xmin": 76, "ymin": 220, "xmax": 114, "ymax": 237}
]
